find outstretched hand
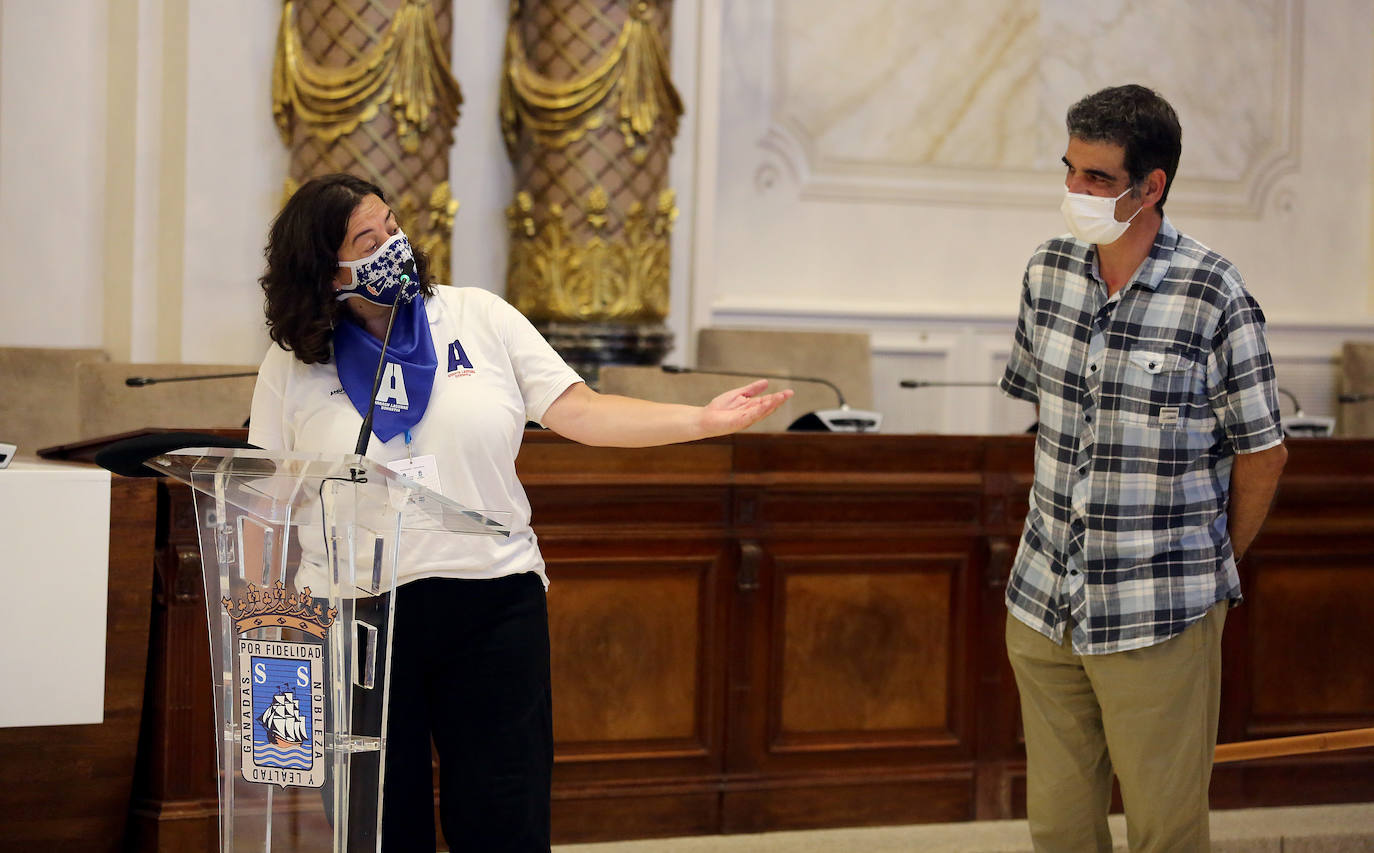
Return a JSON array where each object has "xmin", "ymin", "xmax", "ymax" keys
[{"xmin": 700, "ymin": 379, "xmax": 794, "ymax": 437}]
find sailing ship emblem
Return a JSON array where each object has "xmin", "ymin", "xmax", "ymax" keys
[
  {"xmin": 260, "ymin": 684, "xmax": 309, "ymax": 746},
  {"xmin": 224, "ymin": 582, "xmax": 333, "ymax": 789}
]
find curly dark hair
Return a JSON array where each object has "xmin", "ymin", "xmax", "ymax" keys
[
  {"xmin": 1066, "ymin": 84, "xmax": 1182, "ymax": 215},
  {"xmin": 260, "ymin": 173, "xmax": 435, "ymax": 364}
]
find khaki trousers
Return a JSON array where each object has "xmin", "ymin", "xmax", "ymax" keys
[{"xmin": 1005, "ymin": 604, "xmax": 1226, "ymax": 853}]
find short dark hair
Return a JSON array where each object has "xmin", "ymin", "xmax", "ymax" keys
[
  {"xmin": 1066, "ymin": 85, "xmax": 1182, "ymax": 214},
  {"xmin": 259, "ymin": 174, "xmax": 434, "ymax": 364}
]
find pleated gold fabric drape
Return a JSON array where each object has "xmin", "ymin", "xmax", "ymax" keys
[{"xmin": 272, "ymin": 0, "xmax": 463, "ymax": 282}]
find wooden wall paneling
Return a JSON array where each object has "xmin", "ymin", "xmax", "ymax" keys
[
  {"xmin": 545, "ymin": 540, "xmax": 733, "ymax": 843},
  {"xmin": 720, "ymin": 534, "xmax": 979, "ymax": 832},
  {"xmin": 973, "ymin": 534, "xmax": 1025, "ymax": 821},
  {"xmin": 0, "ymin": 476, "xmax": 156, "ymax": 853},
  {"xmin": 731, "ymin": 433, "xmax": 989, "ymax": 476},
  {"xmin": 762, "ymin": 542, "xmax": 973, "ymax": 760},
  {"xmin": 127, "ymin": 481, "xmax": 219, "ymax": 852},
  {"xmin": 1212, "ymin": 533, "xmax": 1374, "ymax": 809},
  {"xmin": 773, "ymin": 556, "xmax": 955, "ymax": 741},
  {"xmin": 720, "ymin": 434, "xmax": 992, "ymax": 832},
  {"xmin": 975, "ymin": 437, "xmax": 1034, "ymax": 820},
  {"xmin": 545, "ymin": 543, "xmax": 729, "ymax": 773},
  {"xmin": 1245, "ymin": 553, "xmax": 1374, "ymax": 732},
  {"xmin": 522, "ymin": 433, "xmax": 737, "ymax": 844},
  {"xmin": 1207, "ymin": 438, "xmax": 1374, "ymax": 811}
]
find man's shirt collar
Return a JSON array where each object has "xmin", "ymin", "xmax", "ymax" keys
[{"xmin": 1084, "ymin": 215, "xmax": 1179, "ymax": 294}]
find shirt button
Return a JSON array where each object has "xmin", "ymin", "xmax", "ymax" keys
[
  {"xmin": 1084, "ymin": 413, "xmax": 1093, "ymax": 423},
  {"xmin": 1069, "ymin": 569, "xmax": 1080, "ymax": 577},
  {"xmin": 1089, "ymin": 363, "xmax": 1098, "ymax": 373}
]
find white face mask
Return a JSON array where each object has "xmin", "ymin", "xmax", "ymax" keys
[{"xmin": 1060, "ymin": 186, "xmax": 1143, "ymax": 245}]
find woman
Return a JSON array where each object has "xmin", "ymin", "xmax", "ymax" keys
[{"xmin": 249, "ymin": 173, "xmax": 790, "ymax": 852}]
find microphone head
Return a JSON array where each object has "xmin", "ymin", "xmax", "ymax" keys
[
  {"xmin": 125, "ymin": 376, "xmax": 153, "ymax": 386},
  {"xmin": 661, "ymin": 364, "xmax": 688, "ymax": 374}
]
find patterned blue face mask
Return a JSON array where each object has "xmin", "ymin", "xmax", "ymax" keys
[{"xmin": 336, "ymin": 231, "xmax": 421, "ymax": 306}]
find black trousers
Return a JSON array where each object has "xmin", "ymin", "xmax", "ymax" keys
[{"xmin": 380, "ymin": 572, "xmax": 553, "ymax": 852}]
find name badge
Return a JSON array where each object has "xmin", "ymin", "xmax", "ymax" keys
[
  {"xmin": 1158, "ymin": 406, "xmax": 1180, "ymax": 426},
  {"xmin": 386, "ymin": 454, "xmax": 443, "ymax": 495}
]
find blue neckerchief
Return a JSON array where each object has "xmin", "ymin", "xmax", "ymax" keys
[{"xmin": 332, "ymin": 297, "xmax": 435, "ymax": 443}]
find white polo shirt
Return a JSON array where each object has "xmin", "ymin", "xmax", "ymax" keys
[{"xmin": 249, "ymin": 286, "xmax": 582, "ymax": 588}]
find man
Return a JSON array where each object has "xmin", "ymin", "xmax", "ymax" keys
[{"xmin": 999, "ymin": 85, "xmax": 1288, "ymax": 852}]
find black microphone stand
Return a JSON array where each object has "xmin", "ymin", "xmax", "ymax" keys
[
  {"xmin": 125, "ymin": 371, "xmax": 258, "ymax": 386},
  {"xmin": 350, "ymin": 276, "xmax": 409, "ymax": 481}
]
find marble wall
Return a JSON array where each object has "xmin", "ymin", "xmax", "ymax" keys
[{"xmin": 698, "ymin": 0, "xmax": 1374, "ymax": 433}]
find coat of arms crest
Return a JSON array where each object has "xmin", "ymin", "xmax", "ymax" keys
[{"xmin": 223, "ymin": 581, "xmax": 337, "ymax": 789}]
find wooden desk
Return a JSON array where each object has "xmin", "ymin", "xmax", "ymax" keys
[
  {"xmin": 529, "ymin": 433, "xmax": 1374, "ymax": 840},
  {"xmin": 116, "ymin": 434, "xmax": 1374, "ymax": 847}
]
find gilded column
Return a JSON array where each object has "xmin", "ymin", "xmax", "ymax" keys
[
  {"xmin": 500, "ymin": 0, "xmax": 683, "ymax": 380},
  {"xmin": 272, "ymin": 0, "xmax": 464, "ymax": 281}
]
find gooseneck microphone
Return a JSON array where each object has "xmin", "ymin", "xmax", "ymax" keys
[
  {"xmin": 663, "ymin": 364, "xmax": 847, "ymax": 405},
  {"xmin": 125, "ymin": 371, "xmax": 258, "ymax": 386},
  {"xmin": 353, "ymin": 275, "xmax": 409, "ymax": 460},
  {"xmin": 1339, "ymin": 392, "xmax": 1374, "ymax": 403},
  {"xmin": 660, "ymin": 365, "xmax": 882, "ymax": 432},
  {"xmin": 899, "ymin": 380, "xmax": 998, "ymax": 389}
]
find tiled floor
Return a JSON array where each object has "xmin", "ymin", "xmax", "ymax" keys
[{"xmin": 551, "ymin": 803, "xmax": 1374, "ymax": 852}]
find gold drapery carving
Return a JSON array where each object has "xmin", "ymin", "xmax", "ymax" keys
[
  {"xmin": 499, "ymin": 0, "xmax": 681, "ymax": 160},
  {"xmin": 272, "ymin": 0, "xmax": 462, "ymax": 282},
  {"xmin": 506, "ymin": 187, "xmax": 675, "ymax": 322},
  {"xmin": 501, "ymin": 0, "xmax": 681, "ymax": 337},
  {"xmin": 272, "ymin": 0, "xmax": 463, "ymax": 153}
]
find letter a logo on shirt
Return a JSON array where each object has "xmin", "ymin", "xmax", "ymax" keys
[
  {"xmin": 375, "ymin": 363, "xmax": 409, "ymax": 411},
  {"xmin": 447, "ymin": 339, "xmax": 476, "ymax": 377}
]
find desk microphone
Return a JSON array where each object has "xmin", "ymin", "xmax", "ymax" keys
[
  {"xmin": 123, "ymin": 370, "xmax": 257, "ymax": 429},
  {"xmin": 1277, "ymin": 387, "xmax": 1334, "ymax": 438},
  {"xmin": 125, "ymin": 371, "xmax": 257, "ymax": 386},
  {"xmin": 899, "ymin": 379, "xmax": 1030, "ymax": 435},
  {"xmin": 661, "ymin": 365, "xmax": 882, "ymax": 432},
  {"xmin": 1339, "ymin": 392, "xmax": 1374, "ymax": 403},
  {"xmin": 899, "ymin": 380, "xmax": 999, "ymax": 389}
]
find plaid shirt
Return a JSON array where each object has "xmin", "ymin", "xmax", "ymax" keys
[{"xmin": 1000, "ymin": 217, "xmax": 1283, "ymax": 655}]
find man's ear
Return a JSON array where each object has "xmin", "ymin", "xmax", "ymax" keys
[{"xmin": 1145, "ymin": 168, "xmax": 1168, "ymax": 208}]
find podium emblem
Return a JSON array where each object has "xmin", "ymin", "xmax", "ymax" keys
[{"xmin": 223, "ymin": 582, "xmax": 336, "ymax": 789}]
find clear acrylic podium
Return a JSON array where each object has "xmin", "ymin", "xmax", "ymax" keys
[{"xmin": 146, "ymin": 447, "xmax": 509, "ymax": 852}]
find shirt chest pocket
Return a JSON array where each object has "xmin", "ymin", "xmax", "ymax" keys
[{"xmin": 1104, "ymin": 345, "xmax": 1205, "ymax": 427}]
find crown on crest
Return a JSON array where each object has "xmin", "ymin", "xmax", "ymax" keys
[{"xmin": 222, "ymin": 581, "xmax": 337, "ymax": 639}]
